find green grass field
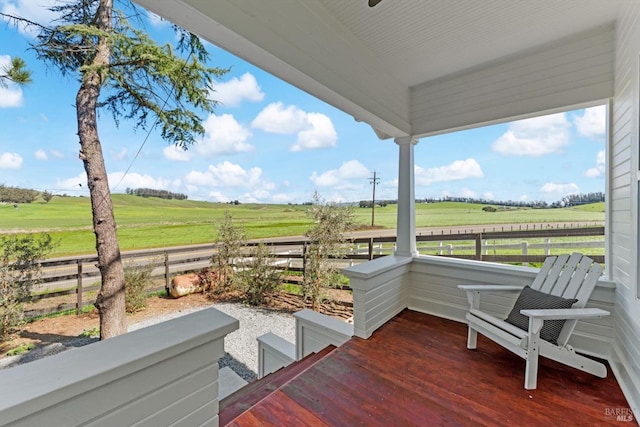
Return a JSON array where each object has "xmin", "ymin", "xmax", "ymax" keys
[{"xmin": 0, "ymin": 195, "xmax": 605, "ymax": 256}]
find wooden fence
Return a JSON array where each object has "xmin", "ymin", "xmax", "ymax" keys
[{"xmin": 25, "ymin": 226, "xmax": 604, "ymax": 318}]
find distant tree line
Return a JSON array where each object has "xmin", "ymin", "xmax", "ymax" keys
[
  {"xmin": 0, "ymin": 186, "xmax": 59, "ymax": 204},
  {"xmin": 421, "ymin": 192, "xmax": 605, "ymax": 208},
  {"xmin": 125, "ymin": 187, "xmax": 188, "ymax": 200},
  {"xmin": 358, "ymin": 200, "xmax": 396, "ymax": 208},
  {"xmin": 0, "ymin": 185, "xmax": 40, "ymax": 204}
]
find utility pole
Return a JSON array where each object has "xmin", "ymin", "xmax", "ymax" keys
[{"xmin": 369, "ymin": 171, "xmax": 380, "ymax": 226}]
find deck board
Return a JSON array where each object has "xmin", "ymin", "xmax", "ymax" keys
[{"xmin": 226, "ymin": 310, "xmax": 631, "ymax": 426}]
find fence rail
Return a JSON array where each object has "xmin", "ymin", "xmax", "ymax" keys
[{"xmin": 25, "ymin": 226, "xmax": 604, "ymax": 318}]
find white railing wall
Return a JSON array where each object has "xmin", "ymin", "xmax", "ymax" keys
[
  {"xmin": 257, "ymin": 310, "xmax": 353, "ymax": 379},
  {"xmin": 257, "ymin": 332, "xmax": 295, "ymax": 379},
  {"xmin": 293, "ymin": 309, "xmax": 353, "ymax": 361},
  {"xmin": 343, "ymin": 254, "xmax": 616, "ymax": 359},
  {"xmin": 0, "ymin": 308, "xmax": 238, "ymax": 427},
  {"xmin": 344, "ymin": 255, "xmax": 413, "ymax": 339}
]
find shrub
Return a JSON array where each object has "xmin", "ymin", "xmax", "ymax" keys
[
  {"xmin": 482, "ymin": 206, "xmax": 497, "ymax": 212},
  {"xmin": 206, "ymin": 211, "xmax": 246, "ymax": 296},
  {"xmin": 238, "ymin": 243, "xmax": 282, "ymax": 306},
  {"xmin": 0, "ymin": 233, "xmax": 53, "ymax": 340},
  {"xmin": 303, "ymin": 192, "xmax": 355, "ymax": 310},
  {"xmin": 124, "ymin": 261, "xmax": 154, "ymax": 313}
]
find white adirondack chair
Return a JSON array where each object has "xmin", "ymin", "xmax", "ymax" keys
[{"xmin": 458, "ymin": 253, "xmax": 609, "ymax": 389}]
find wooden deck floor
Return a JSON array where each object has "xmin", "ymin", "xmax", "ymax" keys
[{"xmin": 225, "ymin": 310, "xmax": 631, "ymax": 426}]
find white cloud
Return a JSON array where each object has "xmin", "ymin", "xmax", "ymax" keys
[
  {"xmin": 113, "ymin": 147, "xmax": 128, "ymax": 160},
  {"xmin": 458, "ymin": 188, "xmax": 478, "ymax": 199},
  {"xmin": 208, "ymin": 191, "xmax": 229, "ymax": 203},
  {"xmin": 210, "ymin": 73, "xmax": 265, "ymax": 107},
  {"xmin": 0, "ymin": 86, "xmax": 23, "ymax": 108},
  {"xmin": 252, "ymin": 102, "xmax": 308, "ymax": 134},
  {"xmin": 196, "ymin": 113, "xmax": 253, "ymax": 156},
  {"xmin": 415, "ymin": 158, "xmax": 484, "ymax": 186},
  {"xmin": 252, "ymin": 102, "xmax": 337, "ymax": 151},
  {"xmin": 108, "ymin": 171, "xmax": 173, "ymax": 191},
  {"xmin": 483, "ymin": 192, "xmax": 495, "ymax": 200},
  {"xmin": 185, "ymin": 161, "xmax": 274, "ymax": 191},
  {"xmin": 57, "ymin": 171, "xmax": 175, "ymax": 194},
  {"xmin": 0, "ymin": 55, "xmax": 24, "ymax": 108},
  {"xmin": 50, "ymin": 149, "xmax": 63, "ymax": 159},
  {"xmin": 271, "ymin": 193, "xmax": 295, "ymax": 203},
  {"xmin": 310, "ymin": 160, "xmax": 370, "ymax": 187},
  {"xmin": 540, "ymin": 182, "xmax": 579, "ymax": 195},
  {"xmin": 0, "ymin": 152, "xmax": 22, "ymax": 169},
  {"xmin": 163, "ymin": 145, "xmax": 190, "ymax": 162},
  {"xmin": 54, "ymin": 172, "xmax": 87, "ymax": 193},
  {"xmin": 574, "ymin": 105, "xmax": 606, "ymax": 140},
  {"xmin": 584, "ymin": 150, "xmax": 605, "ymax": 178},
  {"xmin": 208, "ymin": 161, "xmax": 268, "ymax": 188},
  {"xmin": 1, "ymin": 0, "xmax": 58, "ymax": 36},
  {"xmin": 292, "ymin": 113, "xmax": 337, "ymax": 151},
  {"xmin": 34, "ymin": 149, "xmax": 47, "ymax": 160},
  {"xmin": 492, "ymin": 113, "xmax": 571, "ymax": 156}
]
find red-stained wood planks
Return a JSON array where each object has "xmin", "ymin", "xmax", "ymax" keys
[{"xmin": 224, "ymin": 310, "xmax": 631, "ymax": 426}]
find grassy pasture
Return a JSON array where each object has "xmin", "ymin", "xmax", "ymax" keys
[{"xmin": 0, "ymin": 195, "xmax": 604, "ymax": 256}]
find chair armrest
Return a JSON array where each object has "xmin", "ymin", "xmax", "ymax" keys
[
  {"xmin": 520, "ymin": 308, "xmax": 610, "ymax": 320},
  {"xmin": 458, "ymin": 284, "xmax": 523, "ymax": 292}
]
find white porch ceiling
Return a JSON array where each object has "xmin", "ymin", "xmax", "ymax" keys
[{"xmin": 135, "ymin": 0, "xmax": 625, "ymax": 138}]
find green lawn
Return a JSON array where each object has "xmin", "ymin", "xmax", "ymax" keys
[{"xmin": 0, "ymin": 195, "xmax": 605, "ymax": 256}]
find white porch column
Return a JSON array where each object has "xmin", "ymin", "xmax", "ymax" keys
[{"xmin": 395, "ymin": 136, "xmax": 418, "ymax": 257}]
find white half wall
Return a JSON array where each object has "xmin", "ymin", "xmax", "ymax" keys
[{"xmin": 0, "ymin": 308, "xmax": 238, "ymax": 427}]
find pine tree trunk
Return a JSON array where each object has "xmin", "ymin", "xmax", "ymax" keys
[{"xmin": 76, "ymin": 0, "xmax": 126, "ymax": 339}]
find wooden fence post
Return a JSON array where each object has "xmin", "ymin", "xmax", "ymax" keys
[
  {"xmin": 302, "ymin": 242, "xmax": 308, "ymax": 282},
  {"xmin": 76, "ymin": 260, "xmax": 83, "ymax": 316},
  {"xmin": 164, "ymin": 251, "xmax": 170, "ymax": 291},
  {"xmin": 368, "ymin": 238, "xmax": 374, "ymax": 260},
  {"xmin": 475, "ymin": 233, "xmax": 483, "ymax": 261}
]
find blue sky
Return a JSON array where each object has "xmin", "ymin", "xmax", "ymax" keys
[{"xmin": 0, "ymin": 1, "xmax": 606, "ymax": 205}]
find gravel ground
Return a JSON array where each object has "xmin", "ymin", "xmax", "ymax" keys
[{"xmin": 0, "ymin": 303, "xmax": 296, "ymax": 382}]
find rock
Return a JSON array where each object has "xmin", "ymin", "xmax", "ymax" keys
[{"xmin": 169, "ymin": 273, "xmax": 202, "ymax": 298}]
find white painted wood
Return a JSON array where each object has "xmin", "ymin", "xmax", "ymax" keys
[
  {"xmin": 394, "ymin": 137, "xmax": 418, "ymax": 257},
  {"xmin": 135, "ymin": 1, "xmax": 624, "ymax": 139},
  {"xmin": 525, "ymin": 317, "xmax": 543, "ymax": 389},
  {"xmin": 0, "ymin": 308, "xmax": 238, "ymax": 427},
  {"xmin": 610, "ymin": 2, "xmax": 640, "ymax": 420},
  {"xmin": 406, "ymin": 255, "xmax": 616, "ymax": 357},
  {"xmin": 294, "ymin": 309, "xmax": 353, "ymax": 360},
  {"xmin": 520, "ymin": 308, "xmax": 610, "ymax": 320},
  {"xmin": 257, "ymin": 332, "xmax": 295, "ymax": 379},
  {"xmin": 411, "ymin": 26, "xmax": 615, "ymax": 137},
  {"xmin": 219, "ymin": 367, "xmax": 248, "ymax": 400},
  {"xmin": 344, "ymin": 255, "xmax": 412, "ymax": 338},
  {"xmin": 458, "ymin": 285, "xmax": 523, "ymax": 292},
  {"xmin": 460, "ymin": 254, "xmax": 608, "ymax": 389}
]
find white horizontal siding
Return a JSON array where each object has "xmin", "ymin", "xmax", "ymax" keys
[
  {"xmin": 407, "ymin": 256, "xmax": 615, "ymax": 359},
  {"xmin": 411, "ymin": 25, "xmax": 615, "ymax": 136},
  {"xmin": 0, "ymin": 308, "xmax": 238, "ymax": 427},
  {"xmin": 344, "ymin": 256, "xmax": 412, "ymax": 339},
  {"xmin": 611, "ymin": 2, "xmax": 640, "ymax": 419},
  {"xmin": 294, "ymin": 309, "xmax": 353, "ymax": 360}
]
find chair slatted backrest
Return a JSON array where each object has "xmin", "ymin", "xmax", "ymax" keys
[{"xmin": 529, "ymin": 253, "xmax": 603, "ymax": 346}]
